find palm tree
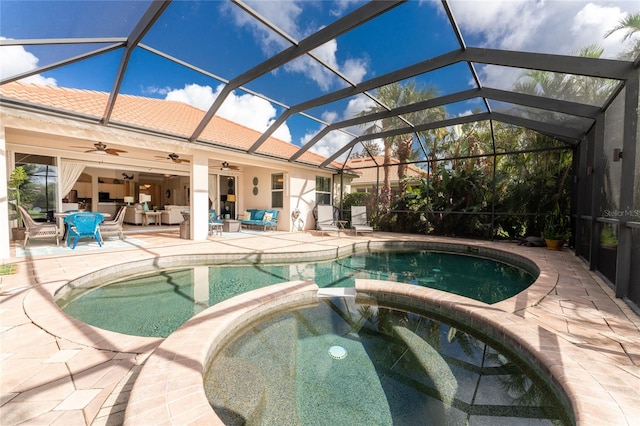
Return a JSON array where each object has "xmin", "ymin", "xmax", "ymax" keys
[
  {"xmin": 605, "ymin": 12, "xmax": 640, "ymax": 59},
  {"xmin": 514, "ymin": 44, "xmax": 615, "ymax": 106},
  {"xmin": 357, "ymin": 81, "xmax": 444, "ymax": 212}
]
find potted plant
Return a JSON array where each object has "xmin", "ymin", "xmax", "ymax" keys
[
  {"xmin": 8, "ymin": 166, "xmax": 29, "ymax": 240},
  {"xmin": 543, "ymin": 205, "xmax": 570, "ymax": 250}
]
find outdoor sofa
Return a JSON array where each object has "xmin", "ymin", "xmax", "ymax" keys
[{"xmin": 239, "ymin": 209, "xmax": 279, "ymax": 231}]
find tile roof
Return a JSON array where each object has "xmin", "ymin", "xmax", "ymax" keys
[
  {"xmin": 345, "ymin": 155, "xmax": 427, "ymax": 186},
  {"xmin": 0, "ymin": 82, "xmax": 333, "ymax": 167}
]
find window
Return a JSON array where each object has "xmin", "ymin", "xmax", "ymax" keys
[
  {"xmin": 271, "ymin": 173, "xmax": 284, "ymax": 208},
  {"xmin": 13, "ymin": 154, "xmax": 58, "ymax": 222},
  {"xmin": 316, "ymin": 176, "xmax": 332, "ymax": 205}
]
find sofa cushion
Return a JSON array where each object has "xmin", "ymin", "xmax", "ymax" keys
[
  {"xmin": 253, "ymin": 210, "xmax": 265, "ymax": 221},
  {"xmin": 263, "ymin": 212, "xmax": 273, "ymax": 222}
]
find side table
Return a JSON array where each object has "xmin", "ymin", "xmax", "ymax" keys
[
  {"xmin": 144, "ymin": 211, "xmax": 163, "ymax": 226},
  {"xmin": 223, "ymin": 219, "xmax": 241, "ymax": 232},
  {"xmin": 209, "ymin": 222, "xmax": 223, "ymax": 236}
]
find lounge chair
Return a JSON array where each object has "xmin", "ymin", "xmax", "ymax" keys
[
  {"xmin": 65, "ymin": 212, "xmax": 105, "ymax": 249},
  {"xmin": 18, "ymin": 205, "xmax": 59, "ymax": 247},
  {"xmin": 316, "ymin": 205, "xmax": 339, "ymax": 236},
  {"xmin": 351, "ymin": 206, "xmax": 373, "ymax": 236},
  {"xmin": 99, "ymin": 206, "xmax": 127, "ymax": 241}
]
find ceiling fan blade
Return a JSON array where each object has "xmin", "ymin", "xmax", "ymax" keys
[{"xmin": 105, "ymin": 148, "xmax": 127, "ymax": 155}]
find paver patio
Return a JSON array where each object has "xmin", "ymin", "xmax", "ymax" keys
[{"xmin": 1, "ymin": 229, "xmax": 638, "ymax": 425}]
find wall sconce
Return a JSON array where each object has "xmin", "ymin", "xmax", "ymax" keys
[{"xmin": 613, "ymin": 148, "xmax": 623, "ymax": 162}]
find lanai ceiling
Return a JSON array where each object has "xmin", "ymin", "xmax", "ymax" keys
[{"xmin": 0, "ymin": 0, "xmax": 637, "ymax": 172}]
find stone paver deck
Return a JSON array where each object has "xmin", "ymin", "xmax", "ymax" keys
[{"xmin": 1, "ymin": 229, "xmax": 638, "ymax": 425}]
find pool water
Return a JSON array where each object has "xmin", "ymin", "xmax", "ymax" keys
[
  {"xmin": 205, "ymin": 297, "xmax": 570, "ymax": 425},
  {"xmin": 58, "ymin": 250, "xmax": 535, "ymax": 337}
]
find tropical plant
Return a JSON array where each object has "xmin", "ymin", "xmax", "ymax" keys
[
  {"xmin": 543, "ymin": 205, "xmax": 570, "ymax": 241},
  {"xmin": 8, "ymin": 166, "xmax": 29, "ymax": 228},
  {"xmin": 600, "ymin": 226, "xmax": 618, "ymax": 248},
  {"xmin": 357, "ymin": 81, "xmax": 445, "ymax": 213},
  {"xmin": 605, "ymin": 12, "xmax": 640, "ymax": 60}
]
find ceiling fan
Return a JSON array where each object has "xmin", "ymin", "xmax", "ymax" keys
[
  {"xmin": 221, "ymin": 161, "xmax": 239, "ymax": 170},
  {"xmin": 71, "ymin": 141, "xmax": 127, "ymax": 156},
  {"xmin": 155, "ymin": 153, "xmax": 190, "ymax": 164}
]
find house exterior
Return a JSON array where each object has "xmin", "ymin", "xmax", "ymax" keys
[
  {"xmin": 0, "ymin": 82, "xmax": 343, "ymax": 259},
  {"xmin": 343, "ymin": 155, "xmax": 428, "ymax": 195}
]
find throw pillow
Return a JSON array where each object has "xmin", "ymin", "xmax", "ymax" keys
[
  {"xmin": 239, "ymin": 211, "xmax": 250, "ymax": 220},
  {"xmin": 263, "ymin": 212, "xmax": 273, "ymax": 222}
]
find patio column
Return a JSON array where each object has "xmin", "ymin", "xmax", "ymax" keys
[
  {"xmin": 0, "ymin": 126, "xmax": 9, "ymax": 260},
  {"xmin": 191, "ymin": 154, "xmax": 209, "ymax": 241}
]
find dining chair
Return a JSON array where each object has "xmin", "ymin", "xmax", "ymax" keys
[
  {"xmin": 99, "ymin": 206, "xmax": 127, "ymax": 241},
  {"xmin": 17, "ymin": 205, "xmax": 59, "ymax": 247},
  {"xmin": 64, "ymin": 212, "xmax": 105, "ymax": 249}
]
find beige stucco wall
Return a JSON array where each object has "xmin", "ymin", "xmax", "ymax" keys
[{"xmin": 1, "ymin": 107, "xmax": 336, "ymax": 257}]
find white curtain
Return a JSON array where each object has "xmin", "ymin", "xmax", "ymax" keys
[
  {"xmin": 208, "ymin": 174, "xmax": 217, "ymax": 209},
  {"xmin": 59, "ymin": 161, "xmax": 85, "ymax": 198}
]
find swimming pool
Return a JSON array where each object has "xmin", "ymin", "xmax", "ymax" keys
[
  {"xmin": 205, "ymin": 295, "xmax": 570, "ymax": 425},
  {"xmin": 57, "ymin": 247, "xmax": 536, "ymax": 337}
]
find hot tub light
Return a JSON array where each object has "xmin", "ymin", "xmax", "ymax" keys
[{"xmin": 328, "ymin": 345, "xmax": 347, "ymax": 360}]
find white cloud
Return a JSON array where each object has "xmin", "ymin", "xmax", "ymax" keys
[
  {"xmin": 448, "ymin": 1, "xmax": 640, "ymax": 89},
  {"xmin": 301, "ymin": 126, "xmax": 353, "ymax": 162},
  {"xmin": 321, "ymin": 111, "xmax": 339, "ymax": 124},
  {"xmin": 305, "ymin": 94, "xmax": 381, "ymax": 157},
  {"xmin": 0, "ymin": 37, "xmax": 57, "ymax": 85},
  {"xmin": 223, "ymin": 1, "xmax": 369, "ymax": 90},
  {"xmin": 166, "ymin": 83, "xmax": 292, "ymax": 143},
  {"xmin": 344, "ymin": 95, "xmax": 376, "ymax": 120},
  {"xmin": 571, "ymin": 3, "xmax": 629, "ymax": 55}
]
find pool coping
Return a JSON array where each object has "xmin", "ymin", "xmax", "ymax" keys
[
  {"xmin": 123, "ymin": 278, "xmax": 622, "ymax": 426},
  {"xmin": 21, "ymin": 238, "xmax": 612, "ymax": 425},
  {"xmin": 124, "ymin": 280, "xmax": 318, "ymax": 425}
]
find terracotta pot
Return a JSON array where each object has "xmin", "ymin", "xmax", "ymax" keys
[
  {"xmin": 11, "ymin": 227, "xmax": 25, "ymax": 241},
  {"xmin": 545, "ymin": 239, "xmax": 563, "ymax": 250}
]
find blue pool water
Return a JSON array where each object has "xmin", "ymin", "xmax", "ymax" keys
[
  {"xmin": 205, "ymin": 297, "xmax": 570, "ymax": 425},
  {"xmin": 58, "ymin": 250, "xmax": 536, "ymax": 337}
]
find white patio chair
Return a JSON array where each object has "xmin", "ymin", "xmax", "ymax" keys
[
  {"xmin": 18, "ymin": 205, "xmax": 59, "ymax": 247},
  {"xmin": 351, "ymin": 206, "xmax": 373, "ymax": 236},
  {"xmin": 316, "ymin": 205, "xmax": 339, "ymax": 236}
]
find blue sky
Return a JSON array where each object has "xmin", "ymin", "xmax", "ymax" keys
[{"xmin": 1, "ymin": 0, "xmax": 639, "ymax": 158}]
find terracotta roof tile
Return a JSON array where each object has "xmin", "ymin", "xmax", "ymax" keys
[
  {"xmin": 345, "ymin": 155, "xmax": 427, "ymax": 185},
  {"xmin": 0, "ymin": 82, "xmax": 339, "ymax": 167}
]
